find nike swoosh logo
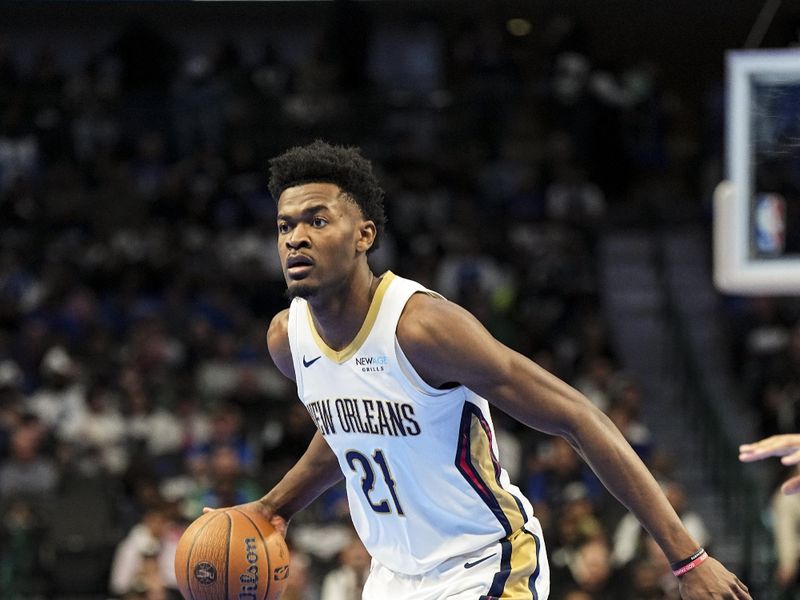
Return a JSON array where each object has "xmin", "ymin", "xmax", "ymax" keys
[
  {"xmin": 464, "ymin": 553, "xmax": 496, "ymax": 569},
  {"xmin": 302, "ymin": 355, "xmax": 322, "ymax": 368}
]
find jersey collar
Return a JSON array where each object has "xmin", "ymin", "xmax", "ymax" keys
[{"xmin": 306, "ymin": 271, "xmax": 396, "ymax": 364}]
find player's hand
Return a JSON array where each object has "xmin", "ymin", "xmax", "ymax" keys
[
  {"xmin": 677, "ymin": 557, "xmax": 751, "ymax": 599},
  {"xmin": 202, "ymin": 499, "xmax": 289, "ymax": 537},
  {"xmin": 739, "ymin": 434, "xmax": 800, "ymax": 494}
]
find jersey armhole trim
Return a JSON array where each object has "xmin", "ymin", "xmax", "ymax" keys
[
  {"xmin": 394, "ymin": 335, "xmax": 456, "ymax": 398},
  {"xmin": 393, "ymin": 288, "xmax": 456, "ymax": 398},
  {"xmin": 287, "ymin": 300, "xmax": 304, "ymax": 399}
]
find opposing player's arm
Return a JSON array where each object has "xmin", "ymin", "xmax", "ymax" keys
[{"xmin": 397, "ymin": 294, "xmax": 750, "ymax": 599}]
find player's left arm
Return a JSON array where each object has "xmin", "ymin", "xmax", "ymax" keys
[{"xmin": 397, "ymin": 293, "xmax": 751, "ymax": 600}]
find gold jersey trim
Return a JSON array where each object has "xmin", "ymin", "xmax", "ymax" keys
[{"xmin": 306, "ymin": 271, "xmax": 396, "ymax": 364}]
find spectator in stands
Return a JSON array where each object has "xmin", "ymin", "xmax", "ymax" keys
[
  {"xmin": 280, "ymin": 546, "xmax": 315, "ymax": 600},
  {"xmin": 109, "ymin": 502, "xmax": 181, "ymax": 598},
  {"xmin": 25, "ymin": 346, "xmax": 85, "ymax": 438},
  {"xmin": 612, "ymin": 480, "xmax": 710, "ymax": 569},
  {"xmin": 120, "ymin": 374, "xmax": 188, "ymax": 478},
  {"xmin": 0, "ymin": 497, "xmax": 48, "ymax": 596},
  {"xmin": 574, "ymin": 354, "xmax": 617, "ymax": 412},
  {"xmin": 635, "ymin": 536, "xmax": 682, "ymax": 599},
  {"xmin": 261, "ymin": 401, "xmax": 317, "ymax": 486},
  {"xmin": 0, "ymin": 412, "xmax": 58, "ymax": 501},
  {"xmin": 526, "ymin": 436, "xmax": 603, "ymax": 508},
  {"xmin": 545, "ymin": 162, "xmax": 606, "ymax": 225},
  {"xmin": 552, "ymin": 536, "xmax": 627, "ymax": 599},
  {"xmin": 757, "ymin": 324, "xmax": 800, "ymax": 436},
  {"xmin": 320, "ymin": 528, "xmax": 371, "ymax": 600},
  {"xmin": 0, "ymin": 360, "xmax": 24, "ymax": 460},
  {"xmin": 188, "ymin": 402, "xmax": 255, "ymax": 474},
  {"xmin": 606, "ymin": 399, "xmax": 653, "ymax": 460},
  {"xmin": 183, "ymin": 443, "xmax": 260, "ymax": 519},
  {"xmin": 60, "ymin": 381, "xmax": 128, "ymax": 476}
]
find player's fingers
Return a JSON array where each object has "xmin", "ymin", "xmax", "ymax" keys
[
  {"xmin": 270, "ymin": 516, "xmax": 288, "ymax": 537},
  {"xmin": 739, "ymin": 447, "xmax": 778, "ymax": 461},
  {"xmin": 740, "ymin": 435, "xmax": 800, "ymax": 459},
  {"xmin": 735, "ymin": 576, "xmax": 750, "ymax": 597},
  {"xmin": 202, "ymin": 506, "xmax": 218, "ymax": 514},
  {"xmin": 739, "ymin": 436, "xmax": 783, "ymax": 454},
  {"xmin": 780, "ymin": 448, "xmax": 800, "ymax": 465},
  {"xmin": 781, "ymin": 474, "xmax": 800, "ymax": 495}
]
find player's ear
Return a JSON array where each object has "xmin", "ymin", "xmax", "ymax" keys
[{"xmin": 356, "ymin": 220, "xmax": 377, "ymax": 254}]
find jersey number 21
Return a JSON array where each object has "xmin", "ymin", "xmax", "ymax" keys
[{"xmin": 346, "ymin": 449, "xmax": 405, "ymax": 516}]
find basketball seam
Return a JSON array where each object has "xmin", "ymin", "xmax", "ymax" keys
[
  {"xmin": 233, "ymin": 508, "xmax": 272, "ymax": 600},
  {"xmin": 186, "ymin": 511, "xmax": 223, "ymax": 600},
  {"xmin": 224, "ymin": 510, "xmax": 232, "ymax": 598}
]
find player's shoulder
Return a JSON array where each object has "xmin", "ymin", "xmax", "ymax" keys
[
  {"xmin": 267, "ymin": 308, "xmax": 290, "ymax": 342},
  {"xmin": 397, "ymin": 291, "xmax": 489, "ymax": 389},
  {"xmin": 398, "ymin": 291, "xmax": 472, "ymax": 348},
  {"xmin": 267, "ymin": 308, "xmax": 295, "ymax": 381}
]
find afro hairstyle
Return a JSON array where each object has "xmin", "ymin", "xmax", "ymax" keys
[{"xmin": 268, "ymin": 140, "xmax": 387, "ymax": 252}]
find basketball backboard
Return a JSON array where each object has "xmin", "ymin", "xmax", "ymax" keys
[{"xmin": 715, "ymin": 49, "xmax": 800, "ymax": 295}]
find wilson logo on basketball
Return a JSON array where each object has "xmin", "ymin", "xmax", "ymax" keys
[
  {"xmin": 238, "ymin": 537, "xmax": 259, "ymax": 600},
  {"xmin": 194, "ymin": 561, "xmax": 216, "ymax": 585},
  {"xmin": 273, "ymin": 565, "xmax": 290, "ymax": 581}
]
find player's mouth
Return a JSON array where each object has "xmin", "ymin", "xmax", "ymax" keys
[{"xmin": 286, "ymin": 254, "xmax": 314, "ymax": 279}]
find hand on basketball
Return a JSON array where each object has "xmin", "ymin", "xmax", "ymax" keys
[
  {"xmin": 739, "ymin": 434, "xmax": 800, "ymax": 494},
  {"xmin": 677, "ymin": 557, "xmax": 751, "ymax": 599},
  {"xmin": 203, "ymin": 499, "xmax": 289, "ymax": 537}
]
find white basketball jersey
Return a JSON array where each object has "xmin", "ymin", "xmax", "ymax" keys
[{"xmin": 287, "ymin": 272, "xmax": 536, "ymax": 575}]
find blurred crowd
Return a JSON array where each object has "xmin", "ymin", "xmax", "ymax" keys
[
  {"xmin": 0, "ymin": 9, "xmax": 733, "ymax": 600},
  {"xmin": 727, "ymin": 295, "xmax": 800, "ymax": 594}
]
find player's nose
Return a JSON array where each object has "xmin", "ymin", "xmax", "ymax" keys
[{"xmin": 285, "ymin": 224, "xmax": 311, "ymax": 249}]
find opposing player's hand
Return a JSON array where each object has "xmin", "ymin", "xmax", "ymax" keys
[
  {"xmin": 739, "ymin": 434, "xmax": 800, "ymax": 494},
  {"xmin": 202, "ymin": 500, "xmax": 289, "ymax": 537},
  {"xmin": 677, "ymin": 557, "xmax": 751, "ymax": 599}
]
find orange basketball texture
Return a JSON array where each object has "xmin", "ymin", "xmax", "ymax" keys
[{"xmin": 174, "ymin": 509, "xmax": 290, "ymax": 600}]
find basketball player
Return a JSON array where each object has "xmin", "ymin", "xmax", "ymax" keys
[
  {"xmin": 213, "ymin": 141, "xmax": 751, "ymax": 599},
  {"xmin": 740, "ymin": 434, "xmax": 800, "ymax": 495}
]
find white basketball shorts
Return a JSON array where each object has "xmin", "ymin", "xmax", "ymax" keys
[{"xmin": 362, "ymin": 522, "xmax": 550, "ymax": 600}]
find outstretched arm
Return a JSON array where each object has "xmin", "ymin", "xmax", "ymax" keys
[
  {"xmin": 397, "ymin": 293, "xmax": 750, "ymax": 600},
  {"xmin": 740, "ymin": 434, "xmax": 800, "ymax": 495}
]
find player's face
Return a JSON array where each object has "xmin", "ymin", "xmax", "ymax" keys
[{"xmin": 276, "ymin": 182, "xmax": 374, "ymax": 299}]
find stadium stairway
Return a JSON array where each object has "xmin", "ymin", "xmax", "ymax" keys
[{"xmin": 599, "ymin": 227, "xmax": 760, "ymax": 573}]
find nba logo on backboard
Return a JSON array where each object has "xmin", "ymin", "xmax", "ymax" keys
[{"xmin": 754, "ymin": 193, "xmax": 785, "ymax": 256}]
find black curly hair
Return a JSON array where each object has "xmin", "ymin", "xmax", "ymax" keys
[{"xmin": 268, "ymin": 140, "xmax": 386, "ymax": 252}]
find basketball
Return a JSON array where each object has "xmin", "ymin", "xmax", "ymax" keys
[{"xmin": 174, "ymin": 509, "xmax": 290, "ymax": 600}]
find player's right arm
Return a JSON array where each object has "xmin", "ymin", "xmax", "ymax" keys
[
  {"xmin": 262, "ymin": 310, "xmax": 344, "ymax": 526},
  {"xmin": 205, "ymin": 310, "xmax": 343, "ymax": 535}
]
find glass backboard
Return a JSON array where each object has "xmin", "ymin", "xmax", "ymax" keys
[{"xmin": 715, "ymin": 49, "xmax": 800, "ymax": 294}]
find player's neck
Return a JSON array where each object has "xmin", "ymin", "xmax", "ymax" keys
[{"xmin": 307, "ymin": 267, "xmax": 379, "ymax": 351}]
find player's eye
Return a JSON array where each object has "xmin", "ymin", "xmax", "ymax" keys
[
  {"xmin": 312, "ymin": 217, "xmax": 328, "ymax": 228},
  {"xmin": 277, "ymin": 221, "xmax": 290, "ymax": 234}
]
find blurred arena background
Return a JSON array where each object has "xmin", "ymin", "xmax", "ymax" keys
[{"xmin": 0, "ymin": 2, "xmax": 799, "ymax": 599}]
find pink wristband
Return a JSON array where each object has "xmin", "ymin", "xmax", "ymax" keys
[{"xmin": 672, "ymin": 550, "xmax": 708, "ymax": 577}]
